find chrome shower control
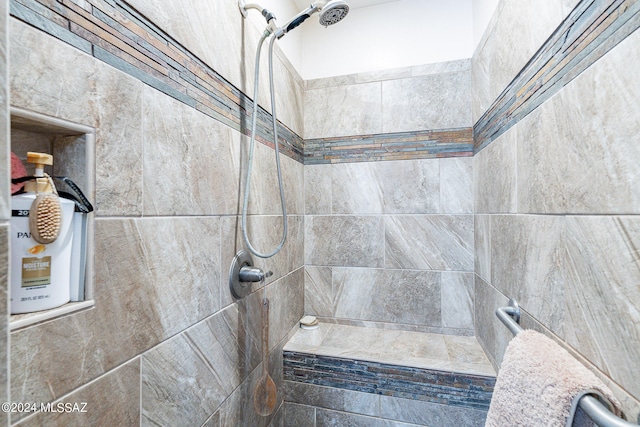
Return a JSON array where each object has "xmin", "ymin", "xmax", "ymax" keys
[
  {"xmin": 239, "ymin": 266, "xmax": 272, "ymax": 282},
  {"xmin": 229, "ymin": 250, "xmax": 272, "ymax": 299}
]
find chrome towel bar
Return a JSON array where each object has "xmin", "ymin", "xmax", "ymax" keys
[{"xmin": 495, "ymin": 299, "xmax": 638, "ymax": 427}]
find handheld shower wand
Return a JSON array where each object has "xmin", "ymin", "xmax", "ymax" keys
[{"xmin": 238, "ymin": 0, "xmax": 349, "ymax": 259}]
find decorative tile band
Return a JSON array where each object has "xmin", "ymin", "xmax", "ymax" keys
[
  {"xmin": 14, "ymin": 0, "xmax": 634, "ymax": 162},
  {"xmin": 474, "ymin": 0, "xmax": 640, "ymax": 153},
  {"xmin": 283, "ymin": 351, "xmax": 495, "ymax": 411},
  {"xmin": 304, "ymin": 127, "xmax": 473, "ymax": 165},
  {"xmin": 10, "ymin": 0, "xmax": 304, "ymax": 162},
  {"xmin": 10, "ymin": 0, "xmax": 473, "ymax": 165}
]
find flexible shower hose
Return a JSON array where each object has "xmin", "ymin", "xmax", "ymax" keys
[{"xmin": 241, "ymin": 30, "xmax": 288, "ymax": 259}]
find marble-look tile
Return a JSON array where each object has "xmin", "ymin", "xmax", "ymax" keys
[
  {"xmin": 266, "ymin": 268, "xmax": 305, "ymax": 353},
  {"xmin": 141, "ymin": 302, "xmax": 256, "ymax": 426},
  {"xmin": 471, "ymin": 0, "xmax": 579, "ymax": 122},
  {"xmin": 281, "ymin": 154, "xmax": 305, "ymax": 216},
  {"xmin": 218, "ymin": 348, "xmax": 282, "ymax": 427},
  {"xmin": 128, "ymin": 0, "xmax": 303, "ymax": 133},
  {"xmin": 383, "ymin": 331, "xmax": 450, "ymax": 370},
  {"xmin": 316, "ymin": 408, "xmax": 417, "ymax": 427},
  {"xmin": 242, "ymin": 139, "xmax": 304, "ymax": 217},
  {"xmin": 443, "ymin": 335, "xmax": 495, "ymax": 376},
  {"xmin": 284, "ymin": 322, "xmax": 496, "ymax": 388},
  {"xmin": 356, "ymin": 66, "xmax": 412, "ymax": 83},
  {"xmin": 330, "ymin": 160, "xmax": 440, "ymax": 215},
  {"xmin": 304, "ymin": 164, "xmax": 332, "ymax": 214},
  {"xmin": 52, "ymin": 135, "xmax": 89, "ymax": 199},
  {"xmin": 268, "ymin": 402, "xmax": 286, "ymax": 427},
  {"xmin": 10, "ymin": 20, "xmax": 145, "ymax": 216},
  {"xmin": 305, "ymin": 216, "xmax": 384, "ymax": 267},
  {"xmin": 490, "ymin": 215, "xmax": 564, "ymax": 332},
  {"xmin": 378, "ymin": 160, "xmax": 440, "ymax": 214},
  {"xmin": 11, "ymin": 217, "xmax": 221, "ymax": 407},
  {"xmin": 441, "ymin": 272, "xmax": 474, "ymax": 330},
  {"xmin": 9, "ymin": 130, "xmax": 50, "ymax": 162},
  {"xmin": 411, "ymin": 59, "xmax": 471, "ymax": 77},
  {"xmin": 284, "ymin": 403, "xmax": 315, "ymax": 427},
  {"xmin": 315, "ymin": 324, "xmax": 391, "ymax": 361},
  {"xmin": 107, "ymin": 217, "xmax": 221, "ymax": 334},
  {"xmin": 304, "ymin": 82, "xmax": 382, "ymax": 139},
  {"xmin": 379, "ymin": 394, "xmax": 487, "ymax": 427},
  {"xmin": 143, "ymin": 87, "xmax": 240, "ymax": 216},
  {"xmin": 313, "ymin": 317, "xmax": 475, "ymax": 337},
  {"xmin": 219, "ymin": 215, "xmax": 305, "ymax": 309},
  {"xmin": 332, "ymin": 269, "xmax": 441, "ymax": 327},
  {"xmin": 9, "ymin": 20, "xmax": 98, "ymax": 127},
  {"xmin": 519, "ymin": 310, "xmax": 640, "ymax": 424},
  {"xmin": 126, "ymin": 1, "xmax": 240, "ymax": 106},
  {"xmin": 516, "ymin": 28, "xmax": 640, "ymax": 214},
  {"xmin": 474, "ymin": 214, "xmax": 491, "ymax": 283},
  {"xmin": 331, "ymin": 162, "xmax": 384, "ymax": 214},
  {"xmin": 440, "ymin": 157, "xmax": 473, "ymax": 214},
  {"xmin": 230, "ymin": 215, "xmax": 303, "ymax": 283},
  {"xmin": 385, "ymin": 215, "xmax": 473, "ymax": 271},
  {"xmin": 272, "ymin": 56, "xmax": 305, "ymax": 137},
  {"xmin": 304, "ymin": 266, "xmax": 333, "ymax": 317},
  {"xmin": 202, "ymin": 410, "xmax": 221, "ymax": 427},
  {"xmin": 285, "ymin": 382, "xmax": 379, "ymax": 418},
  {"xmin": 474, "ymin": 275, "xmax": 511, "ymax": 371},
  {"xmin": 284, "ymin": 323, "xmax": 332, "ymax": 354},
  {"xmin": 305, "ymin": 59, "xmax": 470, "ymax": 90},
  {"xmin": 287, "ymin": 215, "xmax": 305, "ymax": 272},
  {"xmin": 473, "ymin": 127, "xmax": 516, "ymax": 214},
  {"xmin": 306, "ymin": 73, "xmax": 358, "ymax": 90},
  {"xmin": 93, "ymin": 61, "xmax": 144, "ymax": 216},
  {"xmin": 382, "ymin": 70, "xmax": 472, "ymax": 133},
  {"xmin": 563, "ymin": 216, "xmax": 640, "ymax": 399},
  {"xmin": 219, "ymin": 215, "xmax": 251, "ymax": 308},
  {"xmin": 16, "ymin": 359, "xmax": 140, "ymax": 427}
]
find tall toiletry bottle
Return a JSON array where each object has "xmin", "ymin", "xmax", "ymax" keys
[{"xmin": 10, "ymin": 152, "xmax": 75, "ymax": 314}]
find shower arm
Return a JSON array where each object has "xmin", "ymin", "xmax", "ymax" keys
[{"xmin": 238, "ymin": 1, "xmax": 277, "ymax": 24}]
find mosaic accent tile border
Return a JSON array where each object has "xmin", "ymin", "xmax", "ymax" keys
[
  {"xmin": 10, "ymin": 0, "xmax": 304, "ymax": 162},
  {"xmin": 474, "ymin": 0, "xmax": 640, "ymax": 153},
  {"xmin": 304, "ymin": 128, "xmax": 473, "ymax": 165},
  {"xmin": 283, "ymin": 351, "xmax": 495, "ymax": 411}
]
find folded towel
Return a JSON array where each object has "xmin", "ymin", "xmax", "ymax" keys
[{"xmin": 485, "ymin": 329, "xmax": 622, "ymax": 427}]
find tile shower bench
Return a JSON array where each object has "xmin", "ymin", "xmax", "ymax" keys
[{"xmin": 283, "ymin": 324, "xmax": 496, "ymax": 427}]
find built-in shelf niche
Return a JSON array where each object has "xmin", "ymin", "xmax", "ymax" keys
[{"xmin": 9, "ymin": 107, "xmax": 95, "ymax": 331}]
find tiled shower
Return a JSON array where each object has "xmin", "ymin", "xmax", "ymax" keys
[{"xmin": 0, "ymin": 0, "xmax": 639, "ymax": 426}]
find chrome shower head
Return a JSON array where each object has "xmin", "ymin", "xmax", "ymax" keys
[
  {"xmin": 318, "ymin": 0, "xmax": 350, "ymax": 27},
  {"xmin": 273, "ymin": 0, "xmax": 350, "ymax": 38}
]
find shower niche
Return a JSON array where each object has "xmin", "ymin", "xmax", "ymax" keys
[{"xmin": 9, "ymin": 107, "xmax": 95, "ymax": 330}]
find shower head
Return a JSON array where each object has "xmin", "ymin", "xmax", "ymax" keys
[
  {"xmin": 318, "ymin": 0, "xmax": 350, "ymax": 27},
  {"xmin": 274, "ymin": 0, "xmax": 350, "ymax": 38}
]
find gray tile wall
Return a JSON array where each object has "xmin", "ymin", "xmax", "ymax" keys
[
  {"xmin": 7, "ymin": 5, "xmax": 304, "ymax": 425},
  {"xmin": 304, "ymin": 59, "xmax": 471, "ymax": 140},
  {"xmin": 304, "ymin": 157, "xmax": 475, "ymax": 335},
  {"xmin": 285, "ymin": 382, "xmax": 488, "ymax": 427},
  {"xmin": 473, "ymin": 1, "xmax": 640, "ymax": 420}
]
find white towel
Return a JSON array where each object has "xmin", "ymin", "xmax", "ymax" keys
[{"xmin": 485, "ymin": 329, "xmax": 622, "ymax": 427}]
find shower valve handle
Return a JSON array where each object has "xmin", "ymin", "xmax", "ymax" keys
[{"xmin": 239, "ymin": 266, "xmax": 273, "ymax": 283}]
